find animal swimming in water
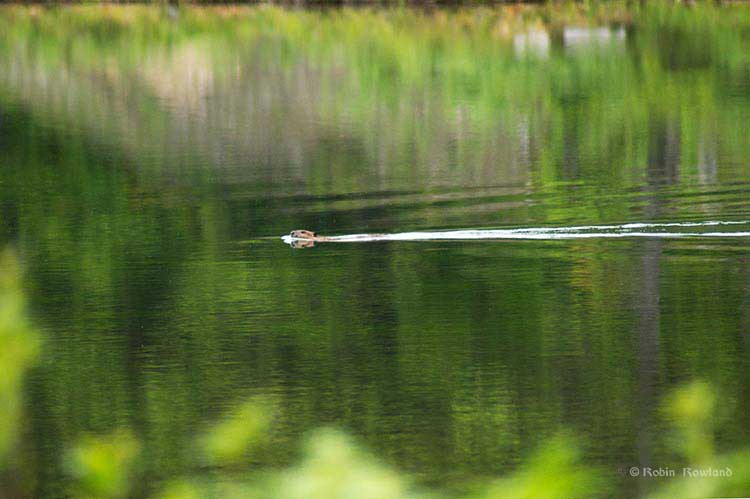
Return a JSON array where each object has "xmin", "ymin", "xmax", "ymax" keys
[
  {"xmin": 289, "ymin": 230, "xmax": 325, "ymax": 241},
  {"xmin": 284, "ymin": 221, "xmax": 750, "ymax": 248},
  {"xmin": 286, "ymin": 230, "xmax": 333, "ymax": 248}
]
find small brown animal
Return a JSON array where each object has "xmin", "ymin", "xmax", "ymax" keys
[
  {"xmin": 289, "ymin": 230, "xmax": 320, "ymax": 240},
  {"xmin": 288, "ymin": 229, "xmax": 332, "ymax": 248}
]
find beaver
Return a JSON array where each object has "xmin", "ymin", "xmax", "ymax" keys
[
  {"xmin": 287, "ymin": 229, "xmax": 334, "ymax": 248},
  {"xmin": 286, "ymin": 229, "xmax": 391, "ymax": 248},
  {"xmin": 289, "ymin": 230, "xmax": 321, "ymax": 240}
]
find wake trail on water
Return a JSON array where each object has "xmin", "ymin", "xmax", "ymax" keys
[{"xmin": 281, "ymin": 220, "xmax": 750, "ymax": 244}]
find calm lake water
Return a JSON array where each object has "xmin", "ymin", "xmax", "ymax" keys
[{"xmin": 1, "ymin": 5, "xmax": 750, "ymax": 498}]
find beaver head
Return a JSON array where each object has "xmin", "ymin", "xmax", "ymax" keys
[{"xmin": 290, "ymin": 230, "xmax": 317, "ymax": 240}]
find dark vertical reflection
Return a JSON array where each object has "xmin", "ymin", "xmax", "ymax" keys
[
  {"xmin": 635, "ymin": 238, "xmax": 662, "ymax": 479},
  {"xmin": 739, "ymin": 263, "xmax": 750, "ymax": 440},
  {"xmin": 636, "ymin": 116, "xmax": 680, "ymax": 493},
  {"xmin": 647, "ymin": 118, "xmax": 681, "ymax": 184}
]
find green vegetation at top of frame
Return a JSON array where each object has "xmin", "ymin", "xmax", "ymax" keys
[
  {"xmin": 1, "ymin": 2, "xmax": 747, "ymax": 62},
  {"xmin": 0, "ymin": 3, "xmax": 750, "ymax": 178},
  {"xmin": 2, "ymin": 3, "xmax": 749, "ymax": 71},
  {"xmin": 2, "ymin": 2, "xmax": 749, "ymax": 81}
]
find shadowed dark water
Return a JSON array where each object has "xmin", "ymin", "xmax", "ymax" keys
[{"xmin": 1, "ymin": 5, "xmax": 750, "ymax": 498}]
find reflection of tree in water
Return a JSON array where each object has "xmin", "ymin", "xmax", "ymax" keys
[
  {"xmin": 657, "ymin": 26, "xmax": 714, "ymax": 72},
  {"xmin": 636, "ymin": 115, "xmax": 680, "ymax": 493},
  {"xmin": 740, "ymin": 259, "xmax": 750, "ymax": 447},
  {"xmin": 0, "ymin": 36, "xmax": 527, "ymax": 196}
]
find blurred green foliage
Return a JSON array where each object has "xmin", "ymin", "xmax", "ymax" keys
[
  {"xmin": 663, "ymin": 381, "xmax": 715, "ymax": 463},
  {"xmin": 200, "ymin": 399, "xmax": 274, "ymax": 465},
  {"xmin": 645, "ymin": 383, "xmax": 750, "ymax": 499},
  {"xmin": 58, "ymin": 381, "xmax": 750, "ymax": 499},
  {"xmin": 0, "ymin": 250, "xmax": 39, "ymax": 464},
  {"xmin": 475, "ymin": 434, "xmax": 604, "ymax": 499},
  {"xmin": 64, "ymin": 429, "xmax": 140, "ymax": 499}
]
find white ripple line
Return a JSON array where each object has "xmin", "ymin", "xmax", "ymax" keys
[
  {"xmin": 509, "ymin": 220, "xmax": 749, "ymax": 233},
  {"xmin": 281, "ymin": 221, "xmax": 750, "ymax": 244}
]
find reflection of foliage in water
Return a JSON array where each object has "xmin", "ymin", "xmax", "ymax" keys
[
  {"xmin": 1, "ymin": 4, "xmax": 750, "ymax": 205},
  {"xmin": 0, "ymin": 263, "xmax": 748, "ymax": 499}
]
